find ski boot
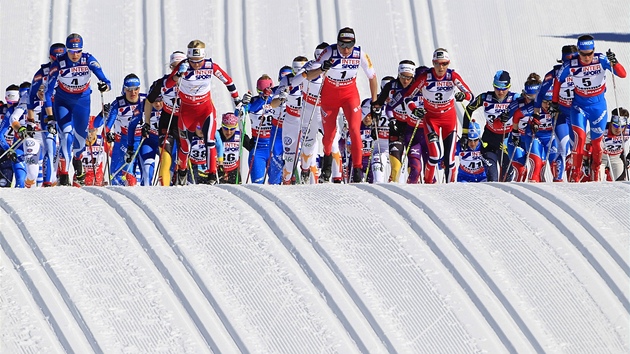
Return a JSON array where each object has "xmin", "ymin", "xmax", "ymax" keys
[
  {"xmin": 72, "ymin": 158, "xmax": 85, "ymax": 186},
  {"xmin": 352, "ymin": 168, "xmax": 363, "ymax": 183},
  {"xmin": 175, "ymin": 169, "xmax": 188, "ymax": 186},
  {"xmin": 58, "ymin": 173, "xmax": 70, "ymax": 186},
  {"xmin": 318, "ymin": 154, "xmax": 332, "ymax": 183}
]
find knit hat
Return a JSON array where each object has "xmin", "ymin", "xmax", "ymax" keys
[
  {"xmin": 468, "ymin": 120, "xmax": 481, "ymax": 140},
  {"xmin": 169, "ymin": 51, "xmax": 187, "ymax": 66},
  {"xmin": 49, "ymin": 43, "xmax": 66, "ymax": 61},
  {"xmin": 222, "ymin": 112, "xmax": 239, "ymax": 128},
  {"xmin": 577, "ymin": 35, "xmax": 595, "ymax": 51},
  {"xmin": 493, "ymin": 70, "xmax": 511, "ymax": 89},
  {"xmin": 337, "ymin": 27, "xmax": 355, "ymax": 43},
  {"xmin": 66, "ymin": 33, "xmax": 83, "ymax": 50}
]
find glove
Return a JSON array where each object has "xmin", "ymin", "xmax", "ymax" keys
[
  {"xmin": 454, "ymin": 92, "xmax": 466, "ymax": 102},
  {"xmin": 388, "ymin": 120, "xmax": 399, "ymax": 136},
  {"xmin": 498, "ymin": 111, "xmax": 510, "ymax": 123},
  {"xmin": 233, "ymin": 97, "xmax": 242, "ymax": 107},
  {"xmin": 141, "ymin": 122, "xmax": 151, "ymax": 138},
  {"xmin": 46, "ymin": 120, "xmax": 57, "ymax": 135},
  {"xmin": 321, "ymin": 59, "xmax": 333, "ymax": 71},
  {"xmin": 16, "ymin": 126, "xmax": 28, "ymax": 140},
  {"xmin": 370, "ymin": 102, "xmax": 382, "ymax": 118},
  {"xmin": 277, "ymin": 90, "xmax": 288, "ymax": 103},
  {"xmin": 548, "ymin": 101, "xmax": 560, "ymax": 115},
  {"xmin": 97, "ymin": 82, "xmax": 109, "ymax": 92},
  {"xmin": 177, "ymin": 61, "xmax": 189, "ymax": 75},
  {"xmin": 606, "ymin": 50, "xmax": 618, "ymax": 65},
  {"xmin": 242, "ymin": 91, "xmax": 252, "ymax": 105},
  {"xmin": 106, "ymin": 132, "xmax": 116, "ymax": 143},
  {"xmin": 6, "ymin": 150, "xmax": 17, "ymax": 162},
  {"xmin": 510, "ymin": 133, "xmax": 520, "ymax": 146},
  {"xmin": 412, "ymin": 108, "xmax": 426, "ymax": 119},
  {"xmin": 125, "ymin": 146, "xmax": 134, "ymax": 163},
  {"xmin": 370, "ymin": 127, "xmax": 378, "ymax": 140},
  {"xmin": 460, "ymin": 134, "xmax": 469, "ymax": 150},
  {"xmin": 530, "ymin": 113, "xmax": 541, "ymax": 134},
  {"xmin": 102, "ymin": 103, "xmax": 111, "ymax": 117}
]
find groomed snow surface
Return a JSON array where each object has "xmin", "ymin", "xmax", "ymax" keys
[
  {"xmin": 0, "ymin": 184, "xmax": 629, "ymax": 353},
  {"xmin": 1, "ymin": 0, "xmax": 630, "ymax": 353}
]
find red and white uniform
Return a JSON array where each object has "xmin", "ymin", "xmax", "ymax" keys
[
  {"xmin": 314, "ymin": 45, "xmax": 376, "ymax": 168},
  {"xmin": 165, "ymin": 59, "xmax": 238, "ymax": 173},
  {"xmin": 405, "ymin": 68, "xmax": 473, "ymax": 183}
]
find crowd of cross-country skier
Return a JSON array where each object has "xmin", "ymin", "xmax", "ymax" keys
[{"xmin": 0, "ymin": 28, "xmax": 627, "ymax": 187}]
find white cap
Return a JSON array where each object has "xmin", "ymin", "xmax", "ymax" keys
[
  {"xmin": 432, "ymin": 49, "xmax": 450, "ymax": 61},
  {"xmin": 170, "ymin": 51, "xmax": 187, "ymax": 66},
  {"xmin": 398, "ymin": 63, "xmax": 415, "ymax": 75},
  {"xmin": 5, "ymin": 90, "xmax": 19, "ymax": 103},
  {"xmin": 187, "ymin": 47, "xmax": 205, "ymax": 59},
  {"xmin": 292, "ymin": 60, "xmax": 307, "ymax": 73}
]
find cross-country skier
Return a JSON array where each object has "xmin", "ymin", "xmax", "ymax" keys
[
  {"xmin": 553, "ymin": 34, "xmax": 627, "ymax": 181},
  {"xmin": 44, "ymin": 33, "xmax": 111, "ymax": 186},
  {"xmin": 456, "ymin": 120, "xmax": 486, "ymax": 182}
]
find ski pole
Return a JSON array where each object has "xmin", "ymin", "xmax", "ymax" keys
[
  {"xmin": 364, "ymin": 115, "xmax": 380, "ymax": 182},
  {"xmin": 99, "ymin": 90, "xmax": 113, "ymax": 184},
  {"xmin": 152, "ymin": 80, "xmax": 182, "ymax": 186},
  {"xmin": 541, "ymin": 112, "xmax": 559, "ymax": 181},
  {"xmin": 235, "ymin": 104, "xmax": 247, "ymax": 184},
  {"xmin": 0, "ymin": 138, "xmax": 24, "ymax": 160},
  {"xmin": 398, "ymin": 116, "xmax": 422, "ymax": 183},
  {"xmin": 110, "ymin": 138, "xmax": 145, "ymax": 180},
  {"xmin": 290, "ymin": 77, "xmax": 325, "ymax": 182},
  {"xmin": 245, "ymin": 114, "xmax": 264, "ymax": 184},
  {"xmin": 609, "ymin": 49, "xmax": 627, "ymax": 181}
]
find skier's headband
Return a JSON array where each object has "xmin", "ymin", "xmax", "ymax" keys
[
  {"xmin": 5, "ymin": 90, "xmax": 19, "ymax": 103},
  {"xmin": 432, "ymin": 50, "xmax": 450, "ymax": 62},
  {"xmin": 187, "ymin": 47, "xmax": 205, "ymax": 59},
  {"xmin": 577, "ymin": 38, "xmax": 595, "ymax": 51},
  {"xmin": 611, "ymin": 115, "xmax": 628, "ymax": 127},
  {"xmin": 523, "ymin": 84, "xmax": 541, "ymax": 95},
  {"xmin": 398, "ymin": 63, "xmax": 415, "ymax": 76}
]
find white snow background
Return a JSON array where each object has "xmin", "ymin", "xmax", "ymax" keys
[{"xmin": 1, "ymin": 0, "xmax": 629, "ymax": 353}]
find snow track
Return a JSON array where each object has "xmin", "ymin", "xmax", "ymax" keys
[{"xmin": 1, "ymin": 184, "xmax": 628, "ymax": 352}]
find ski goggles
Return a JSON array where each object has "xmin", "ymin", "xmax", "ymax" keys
[
  {"xmin": 433, "ymin": 61, "xmax": 450, "ymax": 67},
  {"xmin": 337, "ymin": 40, "xmax": 355, "ymax": 49},
  {"xmin": 611, "ymin": 115, "xmax": 628, "ymax": 128},
  {"xmin": 578, "ymin": 50, "xmax": 594, "ymax": 57}
]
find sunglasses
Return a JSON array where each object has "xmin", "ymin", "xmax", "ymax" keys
[
  {"xmin": 125, "ymin": 86, "xmax": 140, "ymax": 92},
  {"xmin": 399, "ymin": 74, "xmax": 414, "ymax": 81},
  {"xmin": 578, "ymin": 51, "xmax": 594, "ymax": 57},
  {"xmin": 222, "ymin": 126, "xmax": 237, "ymax": 131},
  {"xmin": 434, "ymin": 61, "xmax": 450, "ymax": 67},
  {"xmin": 68, "ymin": 49, "xmax": 82, "ymax": 54},
  {"xmin": 337, "ymin": 41, "xmax": 355, "ymax": 49},
  {"xmin": 468, "ymin": 138, "xmax": 480, "ymax": 142},
  {"xmin": 494, "ymin": 86, "xmax": 509, "ymax": 91},
  {"xmin": 188, "ymin": 58, "xmax": 204, "ymax": 63}
]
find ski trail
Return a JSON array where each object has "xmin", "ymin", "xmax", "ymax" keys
[
  {"xmin": 0, "ymin": 197, "xmax": 101, "ymax": 353},
  {"xmin": 1, "ymin": 190, "xmax": 210, "ymax": 353},
  {"xmin": 354, "ymin": 184, "xmax": 521, "ymax": 352},
  {"xmin": 515, "ymin": 183, "xmax": 629, "ymax": 276},
  {"xmin": 384, "ymin": 183, "xmax": 628, "ymax": 352},
  {"xmin": 246, "ymin": 184, "xmax": 395, "ymax": 352},
  {"xmin": 379, "ymin": 183, "xmax": 542, "ymax": 352},
  {"xmin": 221, "ymin": 185, "xmax": 376, "ymax": 353},
  {"xmin": 85, "ymin": 187, "xmax": 230, "ymax": 353},
  {"xmin": 487, "ymin": 183, "xmax": 630, "ymax": 312},
  {"xmin": 0, "ymin": 208, "xmax": 80, "ymax": 354},
  {"xmin": 112, "ymin": 185, "xmax": 355, "ymax": 353}
]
